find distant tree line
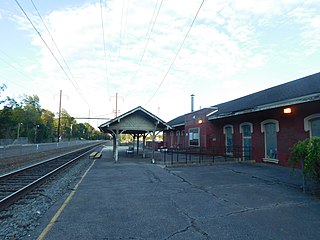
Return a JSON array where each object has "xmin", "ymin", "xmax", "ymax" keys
[{"xmin": 0, "ymin": 84, "xmax": 108, "ymax": 143}]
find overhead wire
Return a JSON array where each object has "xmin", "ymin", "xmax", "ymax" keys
[
  {"xmin": 30, "ymin": 0, "xmax": 90, "ymax": 108},
  {"xmin": 99, "ymin": 0, "xmax": 110, "ymax": 97},
  {"xmin": 14, "ymin": 0, "xmax": 90, "ymax": 109},
  {"xmin": 0, "ymin": 51, "xmax": 56, "ymax": 95},
  {"xmin": 118, "ymin": 0, "xmax": 126, "ymax": 61},
  {"xmin": 129, "ymin": 0, "xmax": 163, "ymax": 85},
  {"xmin": 145, "ymin": 0, "xmax": 205, "ymax": 106}
]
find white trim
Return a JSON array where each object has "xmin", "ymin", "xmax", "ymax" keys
[
  {"xmin": 239, "ymin": 122, "xmax": 253, "ymax": 134},
  {"xmin": 263, "ymin": 158, "xmax": 279, "ymax": 164},
  {"xmin": 223, "ymin": 124, "xmax": 234, "ymax": 134},
  {"xmin": 304, "ymin": 113, "xmax": 320, "ymax": 132},
  {"xmin": 260, "ymin": 119, "xmax": 279, "ymax": 133}
]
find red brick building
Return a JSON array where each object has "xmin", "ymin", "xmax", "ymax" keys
[{"xmin": 165, "ymin": 72, "xmax": 320, "ymax": 166}]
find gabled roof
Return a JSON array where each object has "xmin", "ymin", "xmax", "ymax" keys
[
  {"xmin": 99, "ymin": 106, "xmax": 171, "ymax": 134},
  {"xmin": 208, "ymin": 72, "xmax": 320, "ymax": 120},
  {"xmin": 166, "ymin": 72, "xmax": 320, "ymax": 126}
]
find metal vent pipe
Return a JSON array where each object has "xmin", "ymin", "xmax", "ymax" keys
[{"xmin": 191, "ymin": 94, "xmax": 194, "ymax": 112}]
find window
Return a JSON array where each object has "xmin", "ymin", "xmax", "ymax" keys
[
  {"xmin": 176, "ymin": 131, "xmax": 181, "ymax": 147},
  {"xmin": 261, "ymin": 120, "xmax": 279, "ymax": 163},
  {"xmin": 304, "ymin": 114, "xmax": 320, "ymax": 138},
  {"xmin": 189, "ymin": 128, "xmax": 200, "ymax": 146},
  {"xmin": 170, "ymin": 131, "xmax": 174, "ymax": 148},
  {"xmin": 240, "ymin": 123, "xmax": 253, "ymax": 160},
  {"xmin": 181, "ymin": 130, "xmax": 185, "ymax": 147},
  {"xmin": 223, "ymin": 125, "xmax": 233, "ymax": 154},
  {"xmin": 310, "ymin": 118, "xmax": 320, "ymax": 137}
]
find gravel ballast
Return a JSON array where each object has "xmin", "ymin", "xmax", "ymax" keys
[{"xmin": 0, "ymin": 152, "xmax": 96, "ymax": 239}]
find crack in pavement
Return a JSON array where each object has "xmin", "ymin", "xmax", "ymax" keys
[
  {"xmin": 165, "ymin": 197, "xmax": 209, "ymax": 240},
  {"xmin": 222, "ymin": 200, "xmax": 313, "ymax": 218}
]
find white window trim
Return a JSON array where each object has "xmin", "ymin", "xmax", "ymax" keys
[
  {"xmin": 223, "ymin": 125, "xmax": 233, "ymax": 155},
  {"xmin": 223, "ymin": 124, "xmax": 234, "ymax": 134},
  {"xmin": 260, "ymin": 119, "xmax": 279, "ymax": 133},
  {"xmin": 261, "ymin": 119, "xmax": 279, "ymax": 164},
  {"xmin": 304, "ymin": 113, "xmax": 320, "ymax": 136},
  {"xmin": 240, "ymin": 123, "xmax": 253, "ymax": 160},
  {"xmin": 239, "ymin": 122, "xmax": 253, "ymax": 134},
  {"xmin": 189, "ymin": 127, "xmax": 200, "ymax": 147}
]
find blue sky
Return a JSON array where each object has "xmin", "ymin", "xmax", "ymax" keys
[{"xmin": 0, "ymin": 0, "xmax": 320, "ymax": 127}]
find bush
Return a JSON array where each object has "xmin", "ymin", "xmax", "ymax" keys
[{"xmin": 289, "ymin": 137, "xmax": 320, "ymax": 184}]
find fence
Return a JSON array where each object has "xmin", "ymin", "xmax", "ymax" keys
[
  {"xmin": 0, "ymin": 140, "xmax": 101, "ymax": 159},
  {"xmin": 160, "ymin": 145, "xmax": 253, "ymax": 165}
]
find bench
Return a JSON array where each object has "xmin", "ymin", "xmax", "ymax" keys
[
  {"xmin": 89, "ymin": 152, "xmax": 98, "ymax": 159},
  {"xmin": 126, "ymin": 146, "xmax": 134, "ymax": 156}
]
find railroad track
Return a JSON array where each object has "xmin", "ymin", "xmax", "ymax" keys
[{"xmin": 0, "ymin": 143, "xmax": 100, "ymax": 211}]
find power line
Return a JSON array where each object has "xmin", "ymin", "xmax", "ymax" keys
[
  {"xmin": 145, "ymin": 0, "xmax": 205, "ymax": 106},
  {"xmin": 14, "ymin": 0, "xmax": 90, "ymax": 109},
  {"xmin": 99, "ymin": 0, "xmax": 110, "ymax": 97},
  {"xmin": 0, "ymin": 51, "xmax": 56, "ymax": 94},
  {"xmin": 129, "ymin": 0, "xmax": 163, "ymax": 85},
  {"xmin": 118, "ymin": 0, "xmax": 126, "ymax": 60},
  {"xmin": 30, "ymin": 0, "xmax": 89, "ymax": 108}
]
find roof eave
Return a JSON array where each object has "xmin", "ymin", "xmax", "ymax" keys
[{"xmin": 208, "ymin": 93, "xmax": 320, "ymax": 121}]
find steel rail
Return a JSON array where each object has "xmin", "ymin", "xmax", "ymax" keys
[{"xmin": 0, "ymin": 143, "xmax": 101, "ymax": 210}]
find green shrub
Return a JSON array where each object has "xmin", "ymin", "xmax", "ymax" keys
[{"xmin": 289, "ymin": 137, "xmax": 320, "ymax": 184}]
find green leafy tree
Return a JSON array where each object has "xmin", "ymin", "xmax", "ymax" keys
[
  {"xmin": 41, "ymin": 109, "xmax": 55, "ymax": 142},
  {"xmin": 20, "ymin": 95, "xmax": 42, "ymax": 143},
  {"xmin": 290, "ymin": 137, "xmax": 320, "ymax": 184}
]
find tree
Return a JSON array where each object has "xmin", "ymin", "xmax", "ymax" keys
[
  {"xmin": 20, "ymin": 95, "xmax": 42, "ymax": 143},
  {"xmin": 1, "ymin": 92, "xmax": 104, "ymax": 143},
  {"xmin": 290, "ymin": 137, "xmax": 320, "ymax": 185},
  {"xmin": 41, "ymin": 109, "xmax": 55, "ymax": 142}
]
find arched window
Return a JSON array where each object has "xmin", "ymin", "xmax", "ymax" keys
[
  {"xmin": 181, "ymin": 130, "xmax": 185, "ymax": 147},
  {"xmin": 170, "ymin": 131, "xmax": 174, "ymax": 148},
  {"xmin": 261, "ymin": 119, "xmax": 279, "ymax": 163},
  {"xmin": 304, "ymin": 114, "xmax": 320, "ymax": 138},
  {"xmin": 240, "ymin": 122, "xmax": 253, "ymax": 160},
  {"xmin": 176, "ymin": 131, "xmax": 181, "ymax": 147},
  {"xmin": 223, "ymin": 125, "xmax": 234, "ymax": 155}
]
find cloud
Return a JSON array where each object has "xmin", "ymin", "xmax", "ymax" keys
[{"xmin": 5, "ymin": 0, "xmax": 319, "ymax": 124}]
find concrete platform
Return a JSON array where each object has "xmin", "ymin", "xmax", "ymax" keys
[{"xmin": 33, "ymin": 146, "xmax": 320, "ymax": 239}]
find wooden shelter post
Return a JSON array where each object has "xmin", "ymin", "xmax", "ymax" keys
[
  {"xmin": 136, "ymin": 134, "xmax": 140, "ymax": 155},
  {"xmin": 114, "ymin": 128, "xmax": 119, "ymax": 163},
  {"xmin": 142, "ymin": 134, "xmax": 146, "ymax": 158}
]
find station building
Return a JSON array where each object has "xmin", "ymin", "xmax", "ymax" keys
[{"xmin": 164, "ymin": 72, "xmax": 320, "ymax": 166}]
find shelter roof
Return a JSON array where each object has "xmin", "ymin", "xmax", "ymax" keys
[{"xmin": 99, "ymin": 106, "xmax": 171, "ymax": 135}]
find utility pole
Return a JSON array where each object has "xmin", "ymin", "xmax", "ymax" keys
[
  {"xmin": 57, "ymin": 90, "xmax": 62, "ymax": 142},
  {"xmin": 110, "ymin": 92, "xmax": 123, "ymax": 118}
]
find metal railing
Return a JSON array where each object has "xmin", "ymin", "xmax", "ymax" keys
[{"xmin": 160, "ymin": 145, "xmax": 253, "ymax": 165}]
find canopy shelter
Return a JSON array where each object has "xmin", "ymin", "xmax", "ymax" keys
[{"xmin": 98, "ymin": 106, "xmax": 171, "ymax": 162}]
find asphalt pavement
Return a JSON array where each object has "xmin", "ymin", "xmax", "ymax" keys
[{"xmin": 32, "ymin": 146, "xmax": 320, "ymax": 239}]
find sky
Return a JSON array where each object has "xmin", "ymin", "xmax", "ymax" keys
[{"xmin": 0, "ymin": 0, "xmax": 320, "ymax": 128}]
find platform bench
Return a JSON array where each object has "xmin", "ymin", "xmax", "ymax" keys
[{"xmin": 89, "ymin": 152, "xmax": 98, "ymax": 159}]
